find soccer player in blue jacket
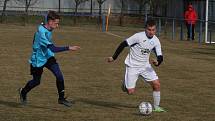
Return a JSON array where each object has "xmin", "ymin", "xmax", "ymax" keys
[{"xmin": 19, "ymin": 11, "xmax": 80, "ymax": 107}]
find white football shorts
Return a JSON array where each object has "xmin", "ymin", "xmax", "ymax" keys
[{"xmin": 124, "ymin": 65, "xmax": 158, "ymax": 89}]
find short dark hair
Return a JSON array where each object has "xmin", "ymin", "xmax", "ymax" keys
[
  {"xmin": 145, "ymin": 19, "xmax": 156, "ymax": 28},
  {"xmin": 47, "ymin": 11, "xmax": 60, "ymax": 21}
]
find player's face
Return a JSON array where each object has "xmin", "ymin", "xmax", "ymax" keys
[
  {"xmin": 49, "ymin": 19, "xmax": 60, "ymax": 30},
  {"xmin": 146, "ymin": 25, "xmax": 156, "ymax": 38}
]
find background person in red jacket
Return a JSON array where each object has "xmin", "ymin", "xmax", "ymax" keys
[{"xmin": 184, "ymin": 4, "xmax": 198, "ymax": 40}]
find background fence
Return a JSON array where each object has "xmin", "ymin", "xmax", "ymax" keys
[{"xmin": 0, "ymin": 0, "xmax": 215, "ymax": 43}]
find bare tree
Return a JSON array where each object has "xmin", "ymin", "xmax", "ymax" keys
[
  {"xmin": 1, "ymin": 0, "xmax": 10, "ymax": 23},
  {"xmin": 96, "ymin": 0, "xmax": 106, "ymax": 25},
  {"xmin": 132, "ymin": 0, "xmax": 167, "ymax": 17},
  {"xmin": 74, "ymin": 0, "xmax": 89, "ymax": 15},
  {"xmin": 90, "ymin": 0, "xmax": 93, "ymax": 14},
  {"xmin": 59, "ymin": 0, "xmax": 61, "ymax": 13},
  {"xmin": 97, "ymin": 0, "xmax": 106, "ymax": 16},
  {"xmin": 147, "ymin": 0, "xmax": 168, "ymax": 34},
  {"xmin": 16, "ymin": 0, "xmax": 38, "ymax": 14},
  {"xmin": 16, "ymin": 0, "xmax": 39, "ymax": 25},
  {"xmin": 73, "ymin": 0, "xmax": 89, "ymax": 25},
  {"xmin": 118, "ymin": 0, "xmax": 126, "ymax": 26},
  {"xmin": 149, "ymin": 0, "xmax": 168, "ymax": 16},
  {"xmin": 133, "ymin": 0, "xmax": 148, "ymax": 18}
]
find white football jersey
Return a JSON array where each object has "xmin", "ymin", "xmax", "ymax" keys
[{"xmin": 125, "ymin": 31, "xmax": 162, "ymax": 67}]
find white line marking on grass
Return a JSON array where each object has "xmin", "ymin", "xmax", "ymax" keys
[{"xmin": 105, "ymin": 32, "xmax": 124, "ymax": 38}]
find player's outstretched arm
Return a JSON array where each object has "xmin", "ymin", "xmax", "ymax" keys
[
  {"xmin": 69, "ymin": 46, "xmax": 81, "ymax": 51},
  {"xmin": 107, "ymin": 41, "xmax": 128, "ymax": 63},
  {"xmin": 48, "ymin": 44, "xmax": 70, "ymax": 53}
]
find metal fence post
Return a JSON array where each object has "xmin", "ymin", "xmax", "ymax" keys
[
  {"xmin": 198, "ymin": 21, "xmax": 203, "ymax": 43},
  {"xmin": 190, "ymin": 24, "xmax": 192, "ymax": 41},
  {"xmin": 172, "ymin": 19, "xmax": 175, "ymax": 41},
  {"xmin": 44, "ymin": 12, "xmax": 48, "ymax": 24},
  {"xmin": 209, "ymin": 30, "xmax": 212, "ymax": 43},
  {"xmin": 180, "ymin": 20, "xmax": 183, "ymax": 40},
  {"xmin": 102, "ymin": 15, "xmax": 106, "ymax": 32},
  {"xmin": 145, "ymin": 7, "xmax": 148, "ymax": 25},
  {"xmin": 157, "ymin": 18, "xmax": 161, "ymax": 37}
]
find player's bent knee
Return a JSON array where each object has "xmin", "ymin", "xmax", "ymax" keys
[
  {"xmin": 151, "ymin": 80, "xmax": 160, "ymax": 91},
  {"xmin": 153, "ymin": 84, "xmax": 160, "ymax": 91},
  {"xmin": 55, "ymin": 73, "xmax": 64, "ymax": 81},
  {"xmin": 56, "ymin": 76, "xmax": 64, "ymax": 82}
]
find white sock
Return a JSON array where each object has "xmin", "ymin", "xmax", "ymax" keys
[{"xmin": 153, "ymin": 91, "xmax": 160, "ymax": 109}]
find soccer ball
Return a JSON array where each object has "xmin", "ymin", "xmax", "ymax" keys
[{"xmin": 139, "ymin": 102, "xmax": 153, "ymax": 115}]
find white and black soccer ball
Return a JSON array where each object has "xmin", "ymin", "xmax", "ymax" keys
[{"xmin": 139, "ymin": 102, "xmax": 153, "ymax": 115}]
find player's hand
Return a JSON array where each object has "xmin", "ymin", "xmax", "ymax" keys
[
  {"xmin": 107, "ymin": 57, "xmax": 114, "ymax": 63},
  {"xmin": 69, "ymin": 46, "xmax": 81, "ymax": 51},
  {"xmin": 150, "ymin": 59, "xmax": 158, "ymax": 66}
]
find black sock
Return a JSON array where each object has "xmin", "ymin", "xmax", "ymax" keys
[
  {"xmin": 57, "ymin": 80, "xmax": 65, "ymax": 99},
  {"xmin": 58, "ymin": 91, "xmax": 65, "ymax": 100}
]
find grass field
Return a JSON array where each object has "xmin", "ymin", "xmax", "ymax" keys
[{"xmin": 0, "ymin": 24, "xmax": 215, "ymax": 121}]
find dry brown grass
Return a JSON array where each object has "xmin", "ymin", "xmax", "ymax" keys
[{"xmin": 0, "ymin": 24, "xmax": 214, "ymax": 121}]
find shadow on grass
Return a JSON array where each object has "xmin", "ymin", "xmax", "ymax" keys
[
  {"xmin": 0, "ymin": 100, "xmax": 20, "ymax": 108},
  {"xmin": 132, "ymin": 112, "xmax": 152, "ymax": 117},
  {"xmin": 76, "ymin": 97, "xmax": 137, "ymax": 109},
  {"xmin": 192, "ymin": 51, "xmax": 215, "ymax": 55},
  {"xmin": 0, "ymin": 100, "xmax": 68, "ymax": 112},
  {"xmin": 27, "ymin": 105, "xmax": 69, "ymax": 112}
]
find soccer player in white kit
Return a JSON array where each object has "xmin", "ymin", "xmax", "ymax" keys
[{"xmin": 107, "ymin": 20, "xmax": 166, "ymax": 112}]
